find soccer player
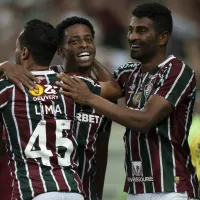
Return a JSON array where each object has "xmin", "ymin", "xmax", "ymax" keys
[
  {"xmin": 0, "ymin": 19, "xmax": 104, "ymax": 200},
  {"xmin": 0, "ymin": 17, "xmax": 120, "ymax": 200},
  {"xmin": 56, "ymin": 3, "xmax": 199, "ymax": 200},
  {"xmin": 55, "ymin": 16, "xmax": 118, "ymax": 200}
]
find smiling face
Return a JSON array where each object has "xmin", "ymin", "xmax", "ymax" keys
[
  {"xmin": 127, "ymin": 16, "xmax": 160, "ymax": 62},
  {"xmin": 60, "ymin": 24, "xmax": 96, "ymax": 69}
]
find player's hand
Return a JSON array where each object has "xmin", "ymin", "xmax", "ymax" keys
[
  {"xmin": 0, "ymin": 61, "xmax": 39, "ymax": 90},
  {"xmin": 56, "ymin": 73, "xmax": 93, "ymax": 105}
]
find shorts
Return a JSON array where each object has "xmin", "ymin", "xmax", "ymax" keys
[
  {"xmin": 127, "ymin": 192, "xmax": 195, "ymax": 200},
  {"xmin": 33, "ymin": 192, "xmax": 84, "ymax": 200}
]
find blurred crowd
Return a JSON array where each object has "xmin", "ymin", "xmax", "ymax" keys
[{"xmin": 0, "ymin": 0, "xmax": 200, "ymax": 199}]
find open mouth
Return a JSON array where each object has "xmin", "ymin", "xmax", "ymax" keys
[
  {"xmin": 77, "ymin": 52, "xmax": 91, "ymax": 62},
  {"xmin": 131, "ymin": 45, "xmax": 141, "ymax": 51}
]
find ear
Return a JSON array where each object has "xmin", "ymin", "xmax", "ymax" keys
[
  {"xmin": 57, "ymin": 46, "xmax": 64, "ymax": 57},
  {"xmin": 21, "ymin": 47, "xmax": 29, "ymax": 60},
  {"xmin": 158, "ymin": 31, "xmax": 170, "ymax": 46}
]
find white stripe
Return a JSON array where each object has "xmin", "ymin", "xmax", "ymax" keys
[
  {"xmin": 146, "ymin": 137, "xmax": 155, "ymax": 192},
  {"xmin": 61, "ymin": 168, "xmax": 71, "ymax": 191},
  {"xmin": 2, "ymin": 115, "xmax": 22, "ymax": 198},
  {"xmin": 165, "ymin": 63, "xmax": 185, "ymax": 99},
  {"xmin": 71, "ymin": 168, "xmax": 81, "ymax": 193},
  {"xmin": 175, "ymin": 68, "xmax": 194, "ymax": 107},
  {"xmin": 0, "ymin": 101, "xmax": 9, "ymax": 109},
  {"xmin": 167, "ymin": 118, "xmax": 177, "ymax": 192},
  {"xmin": 31, "ymin": 70, "xmax": 55, "ymax": 75},
  {"xmin": 158, "ymin": 132, "xmax": 164, "ymax": 191},
  {"xmin": 158, "ymin": 55, "xmax": 175, "ymax": 67},
  {"xmin": 128, "ymin": 130, "xmax": 136, "ymax": 192},
  {"xmin": 127, "ymin": 70, "xmax": 141, "ymax": 105},
  {"xmin": 45, "ymin": 74, "xmax": 60, "ymax": 191},
  {"xmin": 0, "ymin": 84, "xmax": 14, "ymax": 94},
  {"xmin": 181, "ymin": 97, "xmax": 193, "ymax": 146},
  {"xmin": 24, "ymin": 89, "xmax": 35, "ymax": 196},
  {"xmin": 154, "ymin": 64, "xmax": 171, "ymax": 94},
  {"xmin": 137, "ymin": 132, "xmax": 146, "ymax": 192},
  {"xmin": 11, "ymin": 87, "xmax": 32, "ymax": 199}
]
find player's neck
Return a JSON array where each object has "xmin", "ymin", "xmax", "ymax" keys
[
  {"xmin": 63, "ymin": 61, "xmax": 91, "ymax": 76},
  {"xmin": 26, "ymin": 64, "xmax": 50, "ymax": 71},
  {"xmin": 140, "ymin": 52, "xmax": 168, "ymax": 72}
]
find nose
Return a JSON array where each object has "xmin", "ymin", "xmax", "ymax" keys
[
  {"xmin": 128, "ymin": 31, "xmax": 139, "ymax": 41},
  {"xmin": 79, "ymin": 40, "xmax": 88, "ymax": 48}
]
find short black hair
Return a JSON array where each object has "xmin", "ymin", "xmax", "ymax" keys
[
  {"xmin": 132, "ymin": 3, "xmax": 173, "ymax": 35},
  {"xmin": 19, "ymin": 19, "xmax": 59, "ymax": 66},
  {"xmin": 56, "ymin": 16, "xmax": 95, "ymax": 45}
]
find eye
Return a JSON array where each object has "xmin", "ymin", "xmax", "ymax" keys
[
  {"xmin": 70, "ymin": 39, "xmax": 78, "ymax": 45},
  {"xmin": 85, "ymin": 37, "xmax": 93, "ymax": 43}
]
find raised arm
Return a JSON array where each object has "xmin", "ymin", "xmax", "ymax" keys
[{"xmin": 0, "ymin": 61, "xmax": 39, "ymax": 89}]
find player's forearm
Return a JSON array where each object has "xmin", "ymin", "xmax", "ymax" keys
[
  {"xmin": 92, "ymin": 59, "xmax": 113, "ymax": 82},
  {"xmin": 87, "ymin": 94, "xmax": 151, "ymax": 132},
  {"xmin": 0, "ymin": 61, "xmax": 7, "ymax": 76}
]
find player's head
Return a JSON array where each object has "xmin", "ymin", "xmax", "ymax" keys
[
  {"xmin": 128, "ymin": 3, "xmax": 173, "ymax": 62},
  {"xmin": 15, "ymin": 19, "xmax": 59, "ymax": 66},
  {"xmin": 56, "ymin": 16, "xmax": 96, "ymax": 70}
]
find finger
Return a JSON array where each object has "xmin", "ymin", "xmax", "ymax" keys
[
  {"xmin": 22, "ymin": 76, "xmax": 38, "ymax": 89},
  {"xmin": 57, "ymin": 73, "xmax": 75, "ymax": 87},
  {"xmin": 26, "ymin": 72, "xmax": 40, "ymax": 84},
  {"xmin": 73, "ymin": 75, "xmax": 83, "ymax": 83},
  {"xmin": 56, "ymin": 81, "xmax": 73, "ymax": 92},
  {"xmin": 10, "ymin": 78, "xmax": 24, "ymax": 91},
  {"xmin": 59, "ymin": 90, "xmax": 73, "ymax": 97},
  {"xmin": 17, "ymin": 77, "xmax": 34, "ymax": 89}
]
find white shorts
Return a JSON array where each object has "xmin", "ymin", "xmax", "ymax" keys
[
  {"xmin": 127, "ymin": 192, "xmax": 191, "ymax": 200},
  {"xmin": 33, "ymin": 192, "xmax": 84, "ymax": 200}
]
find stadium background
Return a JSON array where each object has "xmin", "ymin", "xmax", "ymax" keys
[{"xmin": 0, "ymin": 0, "xmax": 199, "ymax": 199}]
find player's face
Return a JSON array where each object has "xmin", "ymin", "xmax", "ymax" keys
[
  {"xmin": 15, "ymin": 37, "xmax": 22, "ymax": 65},
  {"xmin": 127, "ymin": 17, "xmax": 159, "ymax": 62},
  {"xmin": 62, "ymin": 24, "xmax": 96, "ymax": 68}
]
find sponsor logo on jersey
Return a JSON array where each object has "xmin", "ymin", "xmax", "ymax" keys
[
  {"xmin": 30, "ymin": 84, "xmax": 59, "ymax": 101},
  {"xmin": 127, "ymin": 161, "xmax": 153, "ymax": 183},
  {"xmin": 29, "ymin": 84, "xmax": 44, "ymax": 96},
  {"xmin": 76, "ymin": 113, "xmax": 100, "ymax": 123}
]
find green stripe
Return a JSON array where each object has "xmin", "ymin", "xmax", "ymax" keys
[
  {"xmin": 139, "ymin": 134, "xmax": 153, "ymax": 192},
  {"xmin": 158, "ymin": 122, "xmax": 174, "ymax": 191},
  {"xmin": 5, "ymin": 90, "xmax": 33, "ymax": 199},
  {"xmin": 166, "ymin": 65, "xmax": 193, "ymax": 106}
]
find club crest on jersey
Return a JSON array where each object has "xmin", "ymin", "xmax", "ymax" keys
[
  {"xmin": 132, "ymin": 92, "xmax": 142, "ymax": 106},
  {"xmin": 29, "ymin": 84, "xmax": 44, "ymax": 96},
  {"xmin": 132, "ymin": 161, "xmax": 143, "ymax": 176},
  {"xmin": 144, "ymin": 83, "xmax": 153, "ymax": 99}
]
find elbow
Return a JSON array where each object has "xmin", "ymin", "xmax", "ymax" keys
[{"xmin": 129, "ymin": 116, "xmax": 153, "ymax": 133}]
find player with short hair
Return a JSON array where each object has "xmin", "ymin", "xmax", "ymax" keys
[
  {"xmin": 56, "ymin": 3, "xmax": 199, "ymax": 200},
  {"xmin": 55, "ymin": 16, "xmax": 119, "ymax": 200},
  {"xmin": 0, "ymin": 19, "xmax": 103, "ymax": 200}
]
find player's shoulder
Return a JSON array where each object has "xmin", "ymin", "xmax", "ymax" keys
[
  {"xmin": 116, "ymin": 61, "xmax": 140, "ymax": 73},
  {"xmin": 0, "ymin": 78, "xmax": 14, "ymax": 89},
  {"xmin": 165, "ymin": 56, "xmax": 194, "ymax": 74},
  {"xmin": 66, "ymin": 72, "xmax": 100, "ymax": 86}
]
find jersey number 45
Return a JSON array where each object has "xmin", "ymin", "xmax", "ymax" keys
[{"xmin": 24, "ymin": 120, "xmax": 73, "ymax": 166}]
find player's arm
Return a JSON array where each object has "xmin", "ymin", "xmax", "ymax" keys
[
  {"xmin": 57, "ymin": 63, "xmax": 196, "ymax": 132},
  {"xmin": 95, "ymin": 120, "xmax": 111, "ymax": 200},
  {"xmin": 0, "ymin": 61, "xmax": 39, "ymax": 89},
  {"xmin": 92, "ymin": 59, "xmax": 121, "ymax": 100}
]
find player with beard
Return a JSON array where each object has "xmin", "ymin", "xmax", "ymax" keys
[
  {"xmin": 0, "ymin": 19, "xmax": 107, "ymax": 200},
  {"xmin": 56, "ymin": 3, "xmax": 199, "ymax": 200}
]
